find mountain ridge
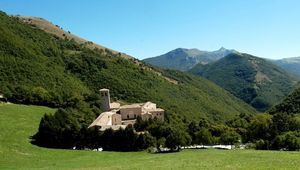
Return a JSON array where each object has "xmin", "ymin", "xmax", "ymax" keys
[
  {"xmin": 143, "ymin": 47, "xmax": 237, "ymax": 71},
  {"xmin": 17, "ymin": 16, "xmax": 133, "ymax": 60},
  {"xmin": 272, "ymin": 56, "xmax": 300, "ymax": 79},
  {"xmin": 189, "ymin": 53, "xmax": 298, "ymax": 111}
]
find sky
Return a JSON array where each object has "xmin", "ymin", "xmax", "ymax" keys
[{"xmin": 1, "ymin": 0, "xmax": 300, "ymax": 60}]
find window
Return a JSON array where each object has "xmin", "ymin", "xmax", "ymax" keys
[{"xmin": 127, "ymin": 115, "xmax": 129, "ymax": 119}]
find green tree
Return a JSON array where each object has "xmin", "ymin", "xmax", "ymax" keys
[
  {"xmin": 199, "ymin": 118, "xmax": 210, "ymax": 129},
  {"xmin": 188, "ymin": 121, "xmax": 200, "ymax": 144},
  {"xmin": 219, "ymin": 131, "xmax": 241, "ymax": 146},
  {"xmin": 195, "ymin": 128, "xmax": 213, "ymax": 145},
  {"xmin": 248, "ymin": 113, "xmax": 273, "ymax": 141},
  {"xmin": 289, "ymin": 115, "xmax": 300, "ymax": 131},
  {"xmin": 272, "ymin": 131, "xmax": 300, "ymax": 151},
  {"xmin": 135, "ymin": 132, "xmax": 155, "ymax": 150},
  {"xmin": 32, "ymin": 108, "xmax": 81, "ymax": 148},
  {"xmin": 271, "ymin": 112, "xmax": 291, "ymax": 135},
  {"xmin": 165, "ymin": 128, "xmax": 191, "ymax": 151}
]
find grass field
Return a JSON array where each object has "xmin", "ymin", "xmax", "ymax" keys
[{"xmin": 0, "ymin": 104, "xmax": 300, "ymax": 170}]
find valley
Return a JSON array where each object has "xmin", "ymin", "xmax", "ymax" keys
[{"xmin": 1, "ymin": 2, "xmax": 300, "ymax": 169}]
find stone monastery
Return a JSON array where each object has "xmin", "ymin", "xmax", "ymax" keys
[{"xmin": 88, "ymin": 89, "xmax": 164, "ymax": 131}]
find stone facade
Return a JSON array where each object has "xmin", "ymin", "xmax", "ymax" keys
[
  {"xmin": 88, "ymin": 89, "xmax": 164, "ymax": 130},
  {"xmin": 120, "ymin": 104, "xmax": 142, "ymax": 120},
  {"xmin": 100, "ymin": 89, "xmax": 111, "ymax": 112}
]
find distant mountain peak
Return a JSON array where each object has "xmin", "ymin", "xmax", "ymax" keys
[
  {"xmin": 173, "ymin": 48, "xmax": 186, "ymax": 52},
  {"xmin": 143, "ymin": 47, "xmax": 237, "ymax": 71},
  {"xmin": 219, "ymin": 47, "xmax": 227, "ymax": 51}
]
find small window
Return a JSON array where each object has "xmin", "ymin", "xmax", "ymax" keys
[
  {"xmin": 127, "ymin": 115, "xmax": 129, "ymax": 119},
  {"xmin": 134, "ymin": 114, "xmax": 137, "ymax": 118}
]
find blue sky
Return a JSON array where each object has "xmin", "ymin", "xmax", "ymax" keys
[{"xmin": 1, "ymin": 0, "xmax": 300, "ymax": 59}]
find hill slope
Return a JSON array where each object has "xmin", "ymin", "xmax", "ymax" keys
[
  {"xmin": 143, "ymin": 47, "xmax": 236, "ymax": 71},
  {"xmin": 189, "ymin": 53, "xmax": 297, "ymax": 111},
  {"xmin": 0, "ymin": 11, "xmax": 256, "ymax": 122},
  {"xmin": 18, "ymin": 16, "xmax": 133, "ymax": 60},
  {"xmin": 272, "ymin": 57, "xmax": 300, "ymax": 79},
  {"xmin": 269, "ymin": 86, "xmax": 300, "ymax": 114}
]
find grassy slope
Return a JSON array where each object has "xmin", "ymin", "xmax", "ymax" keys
[
  {"xmin": 1, "ymin": 104, "xmax": 300, "ymax": 170},
  {"xmin": 17, "ymin": 16, "xmax": 132, "ymax": 60}
]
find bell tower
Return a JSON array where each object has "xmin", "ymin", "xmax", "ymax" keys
[{"xmin": 100, "ymin": 89, "xmax": 110, "ymax": 111}]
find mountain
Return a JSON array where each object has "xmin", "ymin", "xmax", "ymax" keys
[
  {"xmin": 189, "ymin": 53, "xmax": 298, "ymax": 111},
  {"xmin": 269, "ymin": 86, "xmax": 300, "ymax": 114},
  {"xmin": 143, "ymin": 47, "xmax": 237, "ymax": 71},
  {"xmin": 0, "ymin": 11, "xmax": 256, "ymax": 122},
  {"xmin": 272, "ymin": 57, "xmax": 300, "ymax": 79}
]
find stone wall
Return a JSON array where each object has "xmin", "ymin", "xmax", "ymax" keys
[
  {"xmin": 112, "ymin": 114, "xmax": 122, "ymax": 125},
  {"xmin": 120, "ymin": 107, "xmax": 142, "ymax": 120},
  {"xmin": 150, "ymin": 110, "xmax": 164, "ymax": 121}
]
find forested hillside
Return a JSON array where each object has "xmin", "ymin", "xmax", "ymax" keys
[
  {"xmin": 0, "ymin": 11, "xmax": 256, "ymax": 122},
  {"xmin": 189, "ymin": 53, "xmax": 297, "ymax": 111},
  {"xmin": 270, "ymin": 87, "xmax": 300, "ymax": 114}
]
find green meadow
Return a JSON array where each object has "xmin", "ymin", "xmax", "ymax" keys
[{"xmin": 0, "ymin": 103, "xmax": 300, "ymax": 170}]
